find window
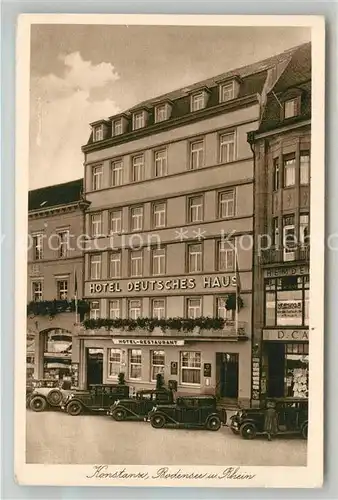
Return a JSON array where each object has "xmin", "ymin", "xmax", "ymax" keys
[
  {"xmin": 90, "ymin": 254, "xmax": 101, "ymax": 279},
  {"xmin": 218, "ymin": 190, "xmax": 235, "ymax": 218},
  {"xmin": 188, "ymin": 195, "xmax": 203, "ymax": 223},
  {"xmin": 191, "ymin": 92, "xmax": 205, "ymax": 112},
  {"xmin": 152, "ymin": 299, "xmax": 165, "ymax": 319},
  {"xmin": 128, "ymin": 300, "xmax": 142, "ymax": 319},
  {"xmin": 217, "ymin": 240, "xmax": 235, "ymax": 271},
  {"xmin": 187, "ymin": 298, "xmax": 202, "ymax": 319},
  {"xmin": 57, "ymin": 231, "xmax": 69, "ymax": 258},
  {"xmin": 130, "ymin": 250, "xmax": 143, "ymax": 277},
  {"xmin": 216, "ymin": 297, "xmax": 234, "ymax": 321},
  {"xmin": 129, "ymin": 349, "xmax": 142, "ymax": 379},
  {"xmin": 190, "ymin": 141, "xmax": 204, "ymax": 170},
  {"xmin": 92, "ymin": 165, "xmax": 103, "ymax": 191},
  {"xmin": 109, "ymin": 300, "xmax": 121, "ymax": 319},
  {"xmin": 283, "ymin": 215, "xmax": 296, "ymax": 257},
  {"xmin": 220, "ymin": 82, "xmax": 234, "ymax": 102},
  {"xmin": 32, "ymin": 281, "xmax": 43, "ymax": 301},
  {"xmin": 300, "ymin": 152, "xmax": 310, "ymax": 185},
  {"xmin": 108, "ymin": 349, "xmax": 122, "ymax": 378},
  {"xmin": 181, "ymin": 351, "xmax": 201, "ymax": 385},
  {"xmin": 265, "ymin": 276, "xmax": 309, "ymax": 327},
  {"xmin": 220, "ymin": 132, "xmax": 235, "ymax": 163},
  {"xmin": 284, "ymin": 98, "xmax": 299, "ymax": 119},
  {"xmin": 111, "ymin": 160, "xmax": 123, "ymax": 186},
  {"xmin": 33, "ymin": 234, "xmax": 44, "ymax": 260},
  {"xmin": 272, "ymin": 218, "xmax": 280, "ymax": 248},
  {"xmin": 283, "ymin": 155, "xmax": 296, "ymax": 187},
  {"xmin": 57, "ymin": 280, "xmax": 68, "ymax": 300},
  {"xmin": 153, "ymin": 202, "xmax": 166, "ymax": 228},
  {"xmin": 91, "ymin": 213, "xmax": 102, "ymax": 237},
  {"xmin": 93, "ymin": 125, "xmax": 103, "ymax": 141},
  {"xmin": 299, "ymin": 214, "xmax": 310, "ymax": 246},
  {"xmin": 154, "ymin": 149, "xmax": 167, "ymax": 177},
  {"xmin": 90, "ymin": 301, "xmax": 100, "ymax": 319},
  {"xmin": 110, "ymin": 209, "xmax": 122, "ymax": 234},
  {"xmin": 152, "ymin": 247, "xmax": 166, "ymax": 276},
  {"xmin": 188, "ymin": 244, "xmax": 203, "ymax": 273},
  {"xmin": 110, "ymin": 252, "xmax": 121, "ymax": 278},
  {"xmin": 133, "ymin": 111, "xmax": 145, "ymax": 130},
  {"xmin": 273, "ymin": 158, "xmax": 280, "ymax": 191},
  {"xmin": 130, "ymin": 206, "xmax": 143, "ymax": 232},
  {"xmin": 151, "ymin": 350, "xmax": 165, "ymax": 380},
  {"xmin": 155, "ymin": 104, "xmax": 167, "ymax": 123},
  {"xmin": 113, "ymin": 119, "xmax": 122, "ymax": 136},
  {"xmin": 132, "ymin": 155, "xmax": 144, "ymax": 182}
]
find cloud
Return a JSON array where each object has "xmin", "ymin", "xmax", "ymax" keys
[{"xmin": 30, "ymin": 53, "xmax": 121, "ymax": 188}]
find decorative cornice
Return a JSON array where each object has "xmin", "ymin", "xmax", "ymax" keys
[{"xmin": 28, "ymin": 200, "xmax": 90, "ymax": 219}]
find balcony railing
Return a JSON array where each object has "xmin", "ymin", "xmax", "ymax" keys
[
  {"xmin": 260, "ymin": 245, "xmax": 310, "ymax": 265},
  {"xmin": 77, "ymin": 321, "xmax": 248, "ymax": 340}
]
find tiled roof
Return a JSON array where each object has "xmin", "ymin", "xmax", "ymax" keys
[{"xmin": 28, "ymin": 179, "xmax": 83, "ymax": 211}]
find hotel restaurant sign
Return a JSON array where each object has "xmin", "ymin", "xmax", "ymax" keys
[{"xmin": 86, "ymin": 274, "xmax": 238, "ymax": 296}]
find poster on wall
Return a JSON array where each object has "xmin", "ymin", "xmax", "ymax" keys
[{"xmin": 276, "ymin": 299, "xmax": 302, "ymax": 326}]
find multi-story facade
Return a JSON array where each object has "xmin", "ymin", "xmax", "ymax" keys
[
  {"xmin": 27, "ymin": 179, "xmax": 88, "ymax": 384},
  {"xmin": 77, "ymin": 49, "xmax": 299, "ymax": 405},
  {"xmin": 249, "ymin": 43, "xmax": 311, "ymax": 403}
]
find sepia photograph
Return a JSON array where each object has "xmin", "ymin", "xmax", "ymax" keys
[{"xmin": 15, "ymin": 14, "xmax": 324, "ymax": 488}]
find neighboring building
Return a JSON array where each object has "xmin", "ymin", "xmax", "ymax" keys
[
  {"xmin": 249, "ymin": 42, "xmax": 311, "ymax": 403},
  {"xmin": 77, "ymin": 48, "xmax": 300, "ymax": 405},
  {"xmin": 27, "ymin": 179, "xmax": 89, "ymax": 384}
]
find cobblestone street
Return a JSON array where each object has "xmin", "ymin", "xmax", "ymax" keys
[{"xmin": 26, "ymin": 410, "xmax": 307, "ymax": 466}]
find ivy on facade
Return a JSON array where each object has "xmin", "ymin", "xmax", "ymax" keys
[{"xmin": 27, "ymin": 299, "xmax": 90, "ymax": 318}]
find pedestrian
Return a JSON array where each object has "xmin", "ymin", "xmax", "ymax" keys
[{"xmin": 264, "ymin": 400, "xmax": 278, "ymax": 441}]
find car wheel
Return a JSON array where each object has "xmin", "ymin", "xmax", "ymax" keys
[
  {"xmin": 47, "ymin": 389, "xmax": 63, "ymax": 407},
  {"xmin": 67, "ymin": 401, "xmax": 83, "ymax": 416},
  {"xmin": 207, "ymin": 416, "xmax": 221, "ymax": 431},
  {"xmin": 150, "ymin": 414, "xmax": 166, "ymax": 429},
  {"xmin": 301, "ymin": 423, "xmax": 308, "ymax": 439},
  {"xmin": 240, "ymin": 423, "xmax": 257, "ymax": 440},
  {"xmin": 30, "ymin": 396, "xmax": 47, "ymax": 412},
  {"xmin": 112, "ymin": 408, "xmax": 126, "ymax": 421}
]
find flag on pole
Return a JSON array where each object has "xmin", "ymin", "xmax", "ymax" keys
[{"xmin": 235, "ymin": 241, "xmax": 241, "ymax": 334}]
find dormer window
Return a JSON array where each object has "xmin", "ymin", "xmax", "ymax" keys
[
  {"xmin": 93, "ymin": 125, "xmax": 103, "ymax": 142},
  {"xmin": 133, "ymin": 111, "xmax": 145, "ymax": 130},
  {"xmin": 155, "ymin": 104, "xmax": 167, "ymax": 123},
  {"xmin": 113, "ymin": 119, "xmax": 122, "ymax": 136},
  {"xmin": 191, "ymin": 91, "xmax": 206, "ymax": 112},
  {"xmin": 284, "ymin": 98, "xmax": 299, "ymax": 119},
  {"xmin": 220, "ymin": 82, "xmax": 235, "ymax": 103}
]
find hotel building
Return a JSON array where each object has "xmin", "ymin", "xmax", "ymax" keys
[
  {"xmin": 249, "ymin": 43, "xmax": 311, "ymax": 402},
  {"xmin": 77, "ymin": 48, "xmax": 300, "ymax": 405}
]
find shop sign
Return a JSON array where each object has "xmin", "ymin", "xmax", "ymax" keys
[
  {"xmin": 265, "ymin": 266, "xmax": 308, "ymax": 278},
  {"xmin": 87, "ymin": 274, "xmax": 237, "ymax": 295},
  {"xmin": 112, "ymin": 338, "xmax": 185, "ymax": 346},
  {"xmin": 276, "ymin": 299, "xmax": 302, "ymax": 325},
  {"xmin": 263, "ymin": 329, "xmax": 309, "ymax": 341}
]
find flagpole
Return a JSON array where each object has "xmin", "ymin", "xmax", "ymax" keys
[
  {"xmin": 235, "ymin": 239, "xmax": 239, "ymax": 336},
  {"xmin": 74, "ymin": 270, "xmax": 78, "ymax": 324}
]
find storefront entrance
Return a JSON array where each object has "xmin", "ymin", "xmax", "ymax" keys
[
  {"xmin": 86, "ymin": 348, "xmax": 103, "ymax": 387},
  {"xmin": 216, "ymin": 353, "xmax": 239, "ymax": 399}
]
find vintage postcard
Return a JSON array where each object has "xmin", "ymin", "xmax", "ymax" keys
[{"xmin": 15, "ymin": 14, "xmax": 325, "ymax": 488}]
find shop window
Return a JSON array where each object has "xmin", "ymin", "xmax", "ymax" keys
[
  {"xmin": 108, "ymin": 349, "xmax": 122, "ymax": 378},
  {"xmin": 153, "ymin": 201, "xmax": 166, "ymax": 228},
  {"xmin": 128, "ymin": 299, "xmax": 142, "ymax": 319},
  {"xmin": 110, "ymin": 209, "xmax": 122, "ymax": 234},
  {"xmin": 111, "ymin": 160, "xmax": 123, "ymax": 186},
  {"xmin": 188, "ymin": 195, "xmax": 203, "ymax": 223},
  {"xmin": 187, "ymin": 243, "xmax": 203, "ymax": 273},
  {"xmin": 90, "ymin": 254, "xmax": 101, "ymax": 279},
  {"xmin": 300, "ymin": 151, "xmax": 310, "ymax": 185},
  {"xmin": 130, "ymin": 206, "xmax": 143, "ymax": 231},
  {"xmin": 264, "ymin": 276, "xmax": 309, "ymax": 327},
  {"xmin": 218, "ymin": 190, "xmax": 235, "ymax": 218},
  {"xmin": 33, "ymin": 233, "xmax": 44, "ymax": 260},
  {"xmin": 181, "ymin": 351, "xmax": 201, "ymax": 385},
  {"xmin": 285, "ymin": 343, "xmax": 309, "ymax": 398},
  {"xmin": 129, "ymin": 349, "xmax": 142, "ymax": 379},
  {"xmin": 90, "ymin": 301, "xmax": 100, "ymax": 319},
  {"xmin": 154, "ymin": 149, "xmax": 167, "ymax": 177},
  {"xmin": 152, "ymin": 247, "xmax": 166, "ymax": 276},
  {"xmin": 151, "ymin": 350, "xmax": 165, "ymax": 380},
  {"xmin": 152, "ymin": 299, "xmax": 165, "ymax": 319},
  {"xmin": 32, "ymin": 280, "xmax": 43, "ymax": 301},
  {"xmin": 189, "ymin": 140, "xmax": 204, "ymax": 170},
  {"xmin": 109, "ymin": 299, "xmax": 121, "ymax": 319},
  {"xmin": 57, "ymin": 280, "xmax": 68, "ymax": 300},
  {"xmin": 219, "ymin": 132, "xmax": 236, "ymax": 164},
  {"xmin": 273, "ymin": 158, "xmax": 280, "ymax": 191},
  {"xmin": 91, "ymin": 213, "xmax": 102, "ymax": 238},
  {"xmin": 92, "ymin": 165, "xmax": 103, "ymax": 191},
  {"xmin": 130, "ymin": 250, "xmax": 143, "ymax": 277},
  {"xmin": 283, "ymin": 154, "xmax": 296, "ymax": 187},
  {"xmin": 187, "ymin": 298, "xmax": 202, "ymax": 319},
  {"xmin": 217, "ymin": 240, "xmax": 234, "ymax": 271},
  {"xmin": 110, "ymin": 251, "xmax": 121, "ymax": 278}
]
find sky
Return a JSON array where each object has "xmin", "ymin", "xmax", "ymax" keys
[{"xmin": 29, "ymin": 24, "xmax": 311, "ymax": 189}]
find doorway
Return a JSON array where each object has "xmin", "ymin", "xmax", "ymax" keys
[
  {"xmin": 216, "ymin": 353, "xmax": 239, "ymax": 399},
  {"xmin": 267, "ymin": 343, "xmax": 285, "ymax": 397},
  {"xmin": 86, "ymin": 348, "xmax": 103, "ymax": 387}
]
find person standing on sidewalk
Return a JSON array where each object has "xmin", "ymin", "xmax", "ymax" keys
[{"xmin": 264, "ymin": 400, "xmax": 278, "ymax": 441}]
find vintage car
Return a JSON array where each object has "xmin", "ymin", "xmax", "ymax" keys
[
  {"xmin": 230, "ymin": 398, "xmax": 308, "ymax": 439},
  {"xmin": 28, "ymin": 380, "xmax": 72, "ymax": 412},
  {"xmin": 108, "ymin": 389, "xmax": 174, "ymax": 421},
  {"xmin": 61, "ymin": 384, "xmax": 130, "ymax": 416},
  {"xmin": 148, "ymin": 395, "xmax": 227, "ymax": 431}
]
